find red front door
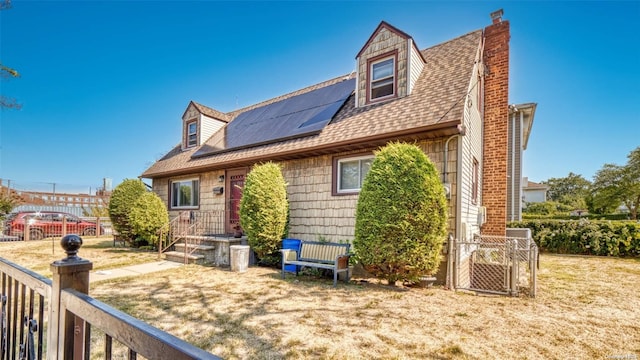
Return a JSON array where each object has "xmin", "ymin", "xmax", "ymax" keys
[{"xmin": 226, "ymin": 168, "xmax": 247, "ymax": 234}]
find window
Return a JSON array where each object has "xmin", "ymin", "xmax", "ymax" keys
[
  {"xmin": 472, "ymin": 158, "xmax": 479, "ymax": 205},
  {"xmin": 171, "ymin": 179, "xmax": 199, "ymax": 209},
  {"xmin": 335, "ymin": 155, "xmax": 374, "ymax": 194},
  {"xmin": 186, "ymin": 120, "xmax": 198, "ymax": 148},
  {"xmin": 64, "ymin": 214, "xmax": 80, "ymax": 223},
  {"xmin": 369, "ymin": 55, "xmax": 395, "ymax": 101}
]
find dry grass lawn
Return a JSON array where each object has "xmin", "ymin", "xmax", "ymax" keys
[
  {"xmin": 0, "ymin": 237, "xmax": 159, "ymax": 277},
  {"xmin": 2, "ymin": 238, "xmax": 639, "ymax": 359}
]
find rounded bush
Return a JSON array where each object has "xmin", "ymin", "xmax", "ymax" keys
[
  {"xmin": 108, "ymin": 179, "xmax": 147, "ymax": 242},
  {"xmin": 239, "ymin": 162, "xmax": 289, "ymax": 260},
  {"xmin": 353, "ymin": 142, "xmax": 448, "ymax": 285},
  {"xmin": 128, "ymin": 191, "xmax": 169, "ymax": 246}
]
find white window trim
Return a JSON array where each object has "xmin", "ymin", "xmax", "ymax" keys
[
  {"xmin": 336, "ymin": 155, "xmax": 375, "ymax": 194},
  {"xmin": 369, "ymin": 56, "xmax": 395, "ymax": 101},
  {"xmin": 186, "ymin": 120, "xmax": 198, "ymax": 148},
  {"xmin": 170, "ymin": 178, "xmax": 200, "ymax": 209}
]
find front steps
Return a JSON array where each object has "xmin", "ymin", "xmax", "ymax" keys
[
  {"xmin": 162, "ymin": 235, "xmax": 245, "ymax": 267},
  {"xmin": 164, "ymin": 243, "xmax": 215, "ymax": 264}
]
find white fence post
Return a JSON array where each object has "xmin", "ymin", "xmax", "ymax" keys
[{"xmin": 510, "ymin": 239, "xmax": 519, "ymax": 296}]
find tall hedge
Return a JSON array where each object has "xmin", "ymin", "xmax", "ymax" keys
[
  {"xmin": 108, "ymin": 179, "xmax": 147, "ymax": 242},
  {"xmin": 128, "ymin": 192, "xmax": 169, "ymax": 246},
  {"xmin": 509, "ymin": 219, "xmax": 640, "ymax": 257},
  {"xmin": 354, "ymin": 142, "xmax": 448, "ymax": 285},
  {"xmin": 239, "ymin": 162, "xmax": 289, "ymax": 260}
]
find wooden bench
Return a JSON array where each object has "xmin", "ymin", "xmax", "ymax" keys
[{"xmin": 280, "ymin": 240, "xmax": 351, "ymax": 287}]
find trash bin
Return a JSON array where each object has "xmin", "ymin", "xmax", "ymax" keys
[
  {"xmin": 230, "ymin": 245, "xmax": 250, "ymax": 272},
  {"xmin": 281, "ymin": 238, "xmax": 301, "ymax": 273}
]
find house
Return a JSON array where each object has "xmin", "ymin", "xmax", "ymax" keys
[
  {"xmin": 142, "ymin": 10, "xmax": 534, "ymax": 259},
  {"xmin": 522, "ymin": 177, "xmax": 549, "ymax": 207}
]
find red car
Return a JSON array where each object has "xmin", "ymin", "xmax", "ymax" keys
[{"xmin": 3, "ymin": 211, "xmax": 101, "ymax": 240}]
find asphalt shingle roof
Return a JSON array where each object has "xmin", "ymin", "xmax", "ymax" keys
[
  {"xmin": 142, "ymin": 29, "xmax": 482, "ymax": 178},
  {"xmin": 190, "ymin": 101, "xmax": 230, "ymax": 122}
]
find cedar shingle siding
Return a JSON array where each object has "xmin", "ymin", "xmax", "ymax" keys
[{"xmin": 142, "ymin": 15, "xmax": 524, "ymax": 243}]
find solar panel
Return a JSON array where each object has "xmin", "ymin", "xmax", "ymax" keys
[{"xmin": 193, "ymin": 78, "xmax": 355, "ymax": 157}]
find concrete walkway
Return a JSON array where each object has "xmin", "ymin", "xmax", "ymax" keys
[{"xmin": 90, "ymin": 260, "xmax": 184, "ymax": 282}]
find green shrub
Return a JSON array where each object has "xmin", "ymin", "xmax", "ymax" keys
[
  {"xmin": 128, "ymin": 192, "xmax": 169, "ymax": 247},
  {"xmin": 239, "ymin": 162, "xmax": 289, "ymax": 261},
  {"xmin": 523, "ymin": 213, "xmax": 631, "ymax": 221},
  {"xmin": 523, "ymin": 201, "xmax": 572, "ymax": 215},
  {"xmin": 108, "ymin": 179, "xmax": 147, "ymax": 242},
  {"xmin": 0, "ymin": 192, "xmax": 21, "ymax": 219},
  {"xmin": 353, "ymin": 142, "xmax": 448, "ymax": 285},
  {"xmin": 509, "ymin": 219, "xmax": 640, "ymax": 257}
]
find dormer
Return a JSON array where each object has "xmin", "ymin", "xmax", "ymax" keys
[
  {"xmin": 181, "ymin": 101, "xmax": 229, "ymax": 150},
  {"xmin": 355, "ymin": 21, "xmax": 426, "ymax": 108}
]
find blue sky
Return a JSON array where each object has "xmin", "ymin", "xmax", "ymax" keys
[{"xmin": 1, "ymin": 1, "xmax": 638, "ymax": 194}]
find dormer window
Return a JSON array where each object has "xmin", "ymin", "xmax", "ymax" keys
[
  {"xmin": 355, "ymin": 22, "xmax": 425, "ymax": 108},
  {"xmin": 186, "ymin": 120, "xmax": 198, "ymax": 148},
  {"xmin": 368, "ymin": 52, "xmax": 397, "ymax": 103}
]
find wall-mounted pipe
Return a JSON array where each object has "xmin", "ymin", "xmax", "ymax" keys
[{"xmin": 443, "ymin": 124, "xmax": 467, "ymax": 184}]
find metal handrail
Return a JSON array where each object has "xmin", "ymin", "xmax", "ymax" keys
[
  {"xmin": 158, "ymin": 211, "xmax": 192, "ymax": 257},
  {"xmin": 158, "ymin": 211, "xmax": 227, "ymax": 262}
]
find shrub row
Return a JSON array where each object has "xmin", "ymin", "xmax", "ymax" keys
[
  {"xmin": 522, "ymin": 213, "xmax": 631, "ymax": 221},
  {"xmin": 508, "ymin": 220, "xmax": 640, "ymax": 257}
]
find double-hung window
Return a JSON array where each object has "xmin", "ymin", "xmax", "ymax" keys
[
  {"xmin": 370, "ymin": 56, "xmax": 395, "ymax": 101},
  {"xmin": 186, "ymin": 120, "xmax": 198, "ymax": 148},
  {"xmin": 171, "ymin": 179, "xmax": 199, "ymax": 209},
  {"xmin": 335, "ymin": 155, "xmax": 374, "ymax": 194}
]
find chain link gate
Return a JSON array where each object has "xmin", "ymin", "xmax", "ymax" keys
[{"xmin": 451, "ymin": 234, "xmax": 538, "ymax": 297}]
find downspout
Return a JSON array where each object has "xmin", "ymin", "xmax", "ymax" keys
[
  {"xmin": 443, "ymin": 135, "xmax": 458, "ymax": 184},
  {"xmin": 443, "ymin": 125, "xmax": 467, "ymax": 185},
  {"xmin": 518, "ymin": 110, "xmax": 524, "ymax": 220},
  {"xmin": 455, "ymin": 122, "xmax": 464, "ymax": 286},
  {"xmin": 443, "ymin": 133, "xmax": 456, "ymax": 291},
  {"xmin": 444, "ymin": 124, "xmax": 465, "ymax": 290}
]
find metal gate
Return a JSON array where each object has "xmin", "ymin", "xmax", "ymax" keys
[{"xmin": 452, "ymin": 234, "xmax": 538, "ymax": 297}]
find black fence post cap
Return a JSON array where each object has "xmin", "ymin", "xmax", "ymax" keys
[{"xmin": 60, "ymin": 234, "xmax": 83, "ymax": 262}]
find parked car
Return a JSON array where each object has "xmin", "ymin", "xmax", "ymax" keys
[{"xmin": 3, "ymin": 211, "xmax": 103, "ymax": 240}]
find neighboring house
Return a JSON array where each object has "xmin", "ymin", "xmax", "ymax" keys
[
  {"xmin": 142, "ymin": 10, "xmax": 533, "ymax": 248},
  {"xmin": 522, "ymin": 177, "xmax": 549, "ymax": 207},
  {"xmin": 507, "ymin": 104, "xmax": 538, "ymax": 221}
]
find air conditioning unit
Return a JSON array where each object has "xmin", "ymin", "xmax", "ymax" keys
[{"xmin": 477, "ymin": 206, "xmax": 487, "ymax": 226}]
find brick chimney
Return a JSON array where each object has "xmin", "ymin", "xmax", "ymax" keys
[{"xmin": 481, "ymin": 9, "xmax": 510, "ymax": 236}]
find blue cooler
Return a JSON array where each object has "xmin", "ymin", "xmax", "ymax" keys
[{"xmin": 281, "ymin": 238, "xmax": 301, "ymax": 273}]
